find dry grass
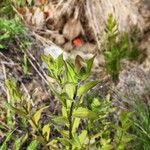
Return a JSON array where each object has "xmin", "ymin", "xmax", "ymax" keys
[{"xmin": 52, "ymin": 0, "xmax": 145, "ymax": 41}]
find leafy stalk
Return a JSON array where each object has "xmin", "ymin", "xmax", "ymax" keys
[
  {"xmin": 68, "ymin": 85, "xmax": 78, "ymax": 150},
  {"xmin": 23, "ymin": 106, "xmax": 50, "ymax": 150}
]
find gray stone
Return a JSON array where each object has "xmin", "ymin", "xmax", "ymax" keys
[{"xmin": 116, "ymin": 66, "xmax": 150, "ymax": 100}]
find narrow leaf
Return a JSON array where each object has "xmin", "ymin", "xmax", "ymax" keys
[
  {"xmin": 72, "ymin": 118, "xmax": 80, "ymax": 133},
  {"xmin": 52, "ymin": 116, "xmax": 68, "ymax": 126},
  {"xmin": 73, "ymin": 107, "xmax": 97, "ymax": 119},
  {"xmin": 5, "ymin": 103, "xmax": 27, "ymax": 118},
  {"xmin": 77, "ymin": 80, "xmax": 100, "ymax": 97},
  {"xmin": 27, "ymin": 140, "xmax": 39, "ymax": 150},
  {"xmin": 63, "ymin": 82, "xmax": 76, "ymax": 99},
  {"xmin": 79, "ymin": 130, "xmax": 87, "ymax": 144},
  {"xmin": 0, "ymin": 130, "xmax": 15, "ymax": 150},
  {"xmin": 14, "ymin": 136, "xmax": 23, "ymax": 150},
  {"xmin": 64, "ymin": 61, "xmax": 76, "ymax": 83},
  {"xmin": 81, "ymin": 55, "xmax": 95, "ymax": 80},
  {"xmin": 58, "ymin": 130, "xmax": 69, "ymax": 138},
  {"xmin": 33, "ymin": 106, "xmax": 49, "ymax": 125},
  {"xmin": 42, "ymin": 124, "xmax": 50, "ymax": 141}
]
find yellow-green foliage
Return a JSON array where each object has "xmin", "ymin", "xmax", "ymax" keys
[{"xmin": 1, "ymin": 54, "xmax": 133, "ymax": 150}]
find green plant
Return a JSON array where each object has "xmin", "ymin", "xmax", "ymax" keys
[
  {"xmin": 83, "ymin": 95, "xmax": 115, "ymax": 149},
  {"xmin": 114, "ymin": 111, "xmax": 133, "ymax": 150},
  {"xmin": 100, "ymin": 14, "xmax": 140, "ymax": 81},
  {"xmin": 41, "ymin": 54, "xmax": 100, "ymax": 150},
  {"xmin": 1, "ymin": 77, "xmax": 49, "ymax": 149},
  {"xmin": 0, "ymin": 130, "xmax": 15, "ymax": 150},
  {"xmin": 84, "ymin": 93, "xmax": 133, "ymax": 150},
  {"xmin": 0, "ymin": 16, "xmax": 30, "ymax": 74},
  {"xmin": 0, "ymin": 130, "xmax": 39, "ymax": 150},
  {"xmin": 5, "ymin": 79, "xmax": 23, "ymax": 127},
  {"xmin": 39, "ymin": 54, "xmax": 133, "ymax": 149},
  {"xmin": 27, "ymin": 140, "xmax": 39, "ymax": 150},
  {"xmin": 130, "ymin": 99, "xmax": 150, "ymax": 150},
  {"xmin": 0, "ymin": 16, "xmax": 25, "ymax": 49},
  {"xmin": 1, "ymin": 54, "xmax": 133, "ymax": 149}
]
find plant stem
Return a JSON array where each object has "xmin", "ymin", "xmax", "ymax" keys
[
  {"xmin": 2, "ymin": 64, "xmax": 13, "ymax": 127},
  {"xmin": 23, "ymin": 106, "xmax": 50, "ymax": 150},
  {"xmin": 69, "ymin": 102, "xmax": 74, "ymax": 150},
  {"xmin": 116, "ymin": 131, "xmax": 124, "ymax": 149},
  {"xmin": 68, "ymin": 85, "xmax": 78, "ymax": 150}
]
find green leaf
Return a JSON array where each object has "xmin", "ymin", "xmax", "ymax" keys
[
  {"xmin": 58, "ymin": 130, "xmax": 69, "ymax": 138},
  {"xmin": 78, "ymin": 55, "xmax": 95, "ymax": 81},
  {"xmin": 42, "ymin": 124, "xmax": 51, "ymax": 141},
  {"xmin": 41, "ymin": 54, "xmax": 55, "ymax": 73},
  {"xmin": 0, "ymin": 130, "xmax": 15, "ymax": 150},
  {"xmin": 0, "ymin": 32, "xmax": 10, "ymax": 41},
  {"xmin": 22, "ymin": 133, "xmax": 28, "ymax": 144},
  {"xmin": 79, "ymin": 130, "xmax": 87, "ymax": 144},
  {"xmin": 35, "ymin": 136, "xmax": 48, "ymax": 150},
  {"xmin": 106, "ymin": 14, "xmax": 117, "ymax": 33},
  {"xmin": 0, "ymin": 44, "xmax": 4, "ymax": 49},
  {"xmin": 27, "ymin": 0, "xmax": 34, "ymax": 6},
  {"xmin": 55, "ymin": 54, "xmax": 64, "ymax": 71},
  {"xmin": 42, "ymin": 54, "xmax": 64, "ymax": 80},
  {"xmin": 66, "ymin": 99, "xmax": 72, "ymax": 109},
  {"xmin": 119, "ymin": 111, "xmax": 133, "ymax": 128},
  {"xmin": 53, "ymin": 54, "xmax": 64, "ymax": 77},
  {"xmin": 73, "ymin": 107, "xmax": 97, "ymax": 119},
  {"xmin": 64, "ymin": 61, "xmax": 76, "ymax": 83},
  {"xmin": 77, "ymin": 80, "xmax": 100, "ymax": 97},
  {"xmin": 52, "ymin": 116, "xmax": 69, "ymax": 126},
  {"xmin": 5, "ymin": 79, "xmax": 23, "ymax": 102},
  {"xmin": 5, "ymin": 103, "xmax": 27, "ymax": 118},
  {"xmin": 57, "ymin": 138, "xmax": 70, "ymax": 147},
  {"xmin": 47, "ymin": 139, "xmax": 58, "ymax": 148},
  {"xmin": 13, "ymin": 135, "xmax": 24, "ymax": 150},
  {"xmin": 27, "ymin": 140, "xmax": 39, "ymax": 150},
  {"xmin": 86, "ymin": 55, "xmax": 96, "ymax": 74},
  {"xmin": 100, "ymin": 138, "xmax": 113, "ymax": 150},
  {"xmin": 28, "ymin": 120, "xmax": 37, "ymax": 131},
  {"xmin": 91, "ymin": 98, "xmax": 101, "ymax": 110},
  {"xmin": 72, "ymin": 118, "xmax": 81, "ymax": 133},
  {"xmin": 0, "ymin": 142, "xmax": 6, "ymax": 150},
  {"xmin": 59, "ymin": 92, "xmax": 69, "ymax": 106},
  {"xmin": 72, "ymin": 133, "xmax": 81, "ymax": 149},
  {"xmin": 63, "ymin": 82, "xmax": 76, "ymax": 99},
  {"xmin": 32, "ymin": 106, "xmax": 49, "ymax": 125},
  {"xmin": 62, "ymin": 106, "xmax": 68, "ymax": 118}
]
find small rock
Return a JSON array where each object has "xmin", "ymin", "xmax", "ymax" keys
[
  {"xmin": 116, "ymin": 66, "xmax": 150, "ymax": 100},
  {"xmin": 44, "ymin": 45, "xmax": 68, "ymax": 59}
]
